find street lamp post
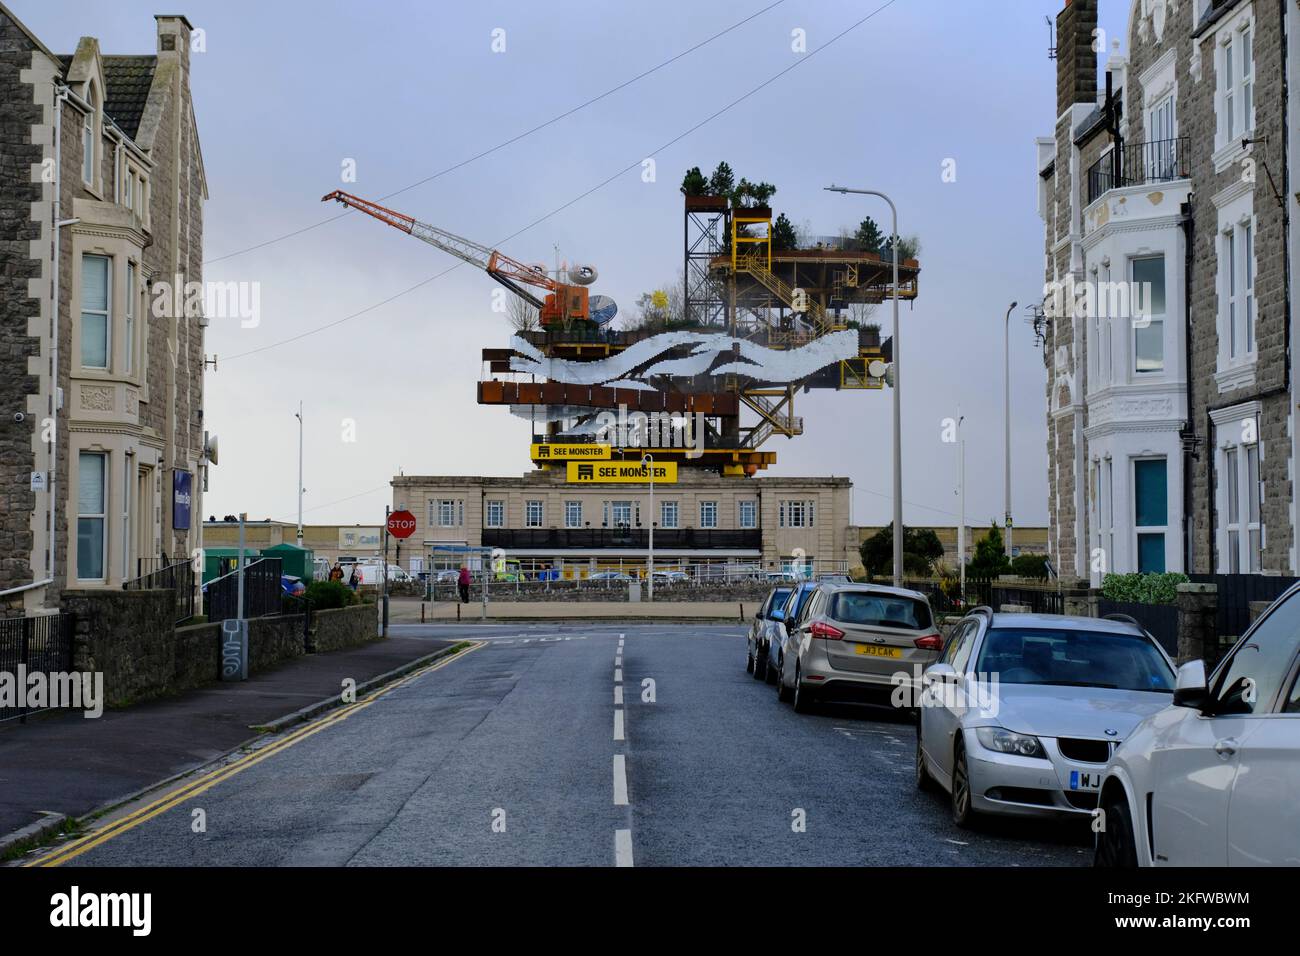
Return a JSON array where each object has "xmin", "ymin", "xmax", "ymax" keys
[
  {"xmin": 957, "ymin": 414, "xmax": 966, "ymax": 603},
  {"xmin": 1004, "ymin": 301, "xmax": 1017, "ymax": 559},
  {"xmin": 643, "ymin": 453, "xmax": 654, "ymax": 601},
  {"xmin": 826, "ymin": 185, "xmax": 903, "ymax": 586},
  {"xmin": 295, "ymin": 401, "xmax": 304, "ymax": 544}
]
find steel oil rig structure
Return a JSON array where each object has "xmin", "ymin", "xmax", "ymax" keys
[{"xmin": 323, "ymin": 186, "xmax": 919, "ymax": 477}]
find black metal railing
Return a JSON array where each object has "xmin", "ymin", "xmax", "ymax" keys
[
  {"xmin": 0, "ymin": 613, "xmax": 75, "ymax": 723},
  {"xmin": 1098, "ymin": 599, "xmax": 1180, "ymax": 657},
  {"xmin": 1188, "ymin": 573, "xmax": 1300, "ymax": 642},
  {"xmin": 204, "ymin": 557, "xmax": 283, "ymax": 624},
  {"xmin": 480, "ymin": 528, "xmax": 762, "ymax": 551},
  {"xmin": 123, "ymin": 560, "xmax": 196, "ymax": 624},
  {"xmin": 1086, "ymin": 137, "xmax": 1189, "ymax": 206}
]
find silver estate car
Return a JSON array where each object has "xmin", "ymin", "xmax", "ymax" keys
[
  {"xmin": 916, "ymin": 609, "xmax": 1176, "ymax": 828},
  {"xmin": 775, "ymin": 583, "xmax": 943, "ymax": 713},
  {"xmin": 747, "ymin": 586, "xmax": 793, "ymax": 681}
]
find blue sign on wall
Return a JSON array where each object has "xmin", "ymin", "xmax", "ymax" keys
[{"xmin": 173, "ymin": 470, "xmax": 192, "ymax": 530}]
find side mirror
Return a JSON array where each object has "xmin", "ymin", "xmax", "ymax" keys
[
  {"xmin": 771, "ymin": 609, "xmax": 786, "ymax": 622},
  {"xmin": 1173, "ymin": 659, "xmax": 1208, "ymax": 710},
  {"xmin": 925, "ymin": 662, "xmax": 959, "ymax": 684}
]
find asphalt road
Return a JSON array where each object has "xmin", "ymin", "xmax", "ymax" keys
[{"xmin": 44, "ymin": 624, "xmax": 1090, "ymax": 866}]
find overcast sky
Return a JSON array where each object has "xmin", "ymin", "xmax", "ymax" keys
[{"xmin": 21, "ymin": 0, "xmax": 1132, "ymax": 530}]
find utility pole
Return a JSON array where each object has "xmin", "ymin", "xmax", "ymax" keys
[
  {"xmin": 826, "ymin": 185, "xmax": 904, "ymax": 586},
  {"xmin": 382, "ymin": 506, "xmax": 390, "ymax": 637},
  {"xmin": 1004, "ymin": 302, "xmax": 1017, "ymax": 559}
]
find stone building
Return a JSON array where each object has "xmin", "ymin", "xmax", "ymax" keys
[
  {"xmin": 1035, "ymin": 0, "xmax": 1298, "ymax": 584},
  {"xmin": 0, "ymin": 7, "xmax": 209, "ymax": 613},
  {"xmin": 391, "ymin": 471, "xmax": 856, "ymax": 578}
]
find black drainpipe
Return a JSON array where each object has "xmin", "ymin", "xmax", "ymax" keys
[{"xmin": 1181, "ymin": 201, "xmax": 1196, "ymax": 573}]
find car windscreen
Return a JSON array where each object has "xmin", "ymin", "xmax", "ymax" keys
[
  {"xmin": 829, "ymin": 592, "xmax": 932, "ymax": 630},
  {"xmin": 783, "ymin": 585, "xmax": 815, "ymax": 621},
  {"xmin": 767, "ymin": 588, "xmax": 792, "ymax": 614},
  {"xmin": 974, "ymin": 627, "xmax": 1174, "ymax": 692}
]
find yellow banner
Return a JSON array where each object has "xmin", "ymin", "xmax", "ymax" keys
[
  {"xmin": 567, "ymin": 461, "xmax": 678, "ymax": 483},
  {"xmin": 531, "ymin": 443, "xmax": 612, "ymax": 461}
]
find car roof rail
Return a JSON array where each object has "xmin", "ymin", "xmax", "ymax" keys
[
  {"xmin": 968, "ymin": 605, "xmax": 994, "ymax": 618},
  {"xmin": 1101, "ymin": 612, "xmax": 1140, "ymax": 626}
]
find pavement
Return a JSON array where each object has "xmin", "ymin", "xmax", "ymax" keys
[
  {"xmin": 389, "ymin": 596, "xmax": 759, "ymax": 622},
  {"xmin": 19, "ymin": 623, "xmax": 1090, "ymax": 867},
  {"xmin": 0, "ymin": 634, "xmax": 454, "ymax": 843}
]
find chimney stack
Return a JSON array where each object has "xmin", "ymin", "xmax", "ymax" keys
[{"xmin": 1056, "ymin": 0, "xmax": 1099, "ymax": 117}]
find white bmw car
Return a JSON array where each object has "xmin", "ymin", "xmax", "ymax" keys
[
  {"xmin": 917, "ymin": 609, "xmax": 1176, "ymax": 828},
  {"xmin": 1094, "ymin": 583, "xmax": 1300, "ymax": 867}
]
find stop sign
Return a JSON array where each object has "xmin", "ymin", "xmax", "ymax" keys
[{"xmin": 387, "ymin": 509, "xmax": 417, "ymax": 539}]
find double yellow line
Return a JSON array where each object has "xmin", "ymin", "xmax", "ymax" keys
[{"xmin": 26, "ymin": 641, "xmax": 484, "ymax": 867}]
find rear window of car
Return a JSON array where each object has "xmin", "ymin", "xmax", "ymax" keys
[{"xmin": 828, "ymin": 592, "xmax": 932, "ymax": 630}]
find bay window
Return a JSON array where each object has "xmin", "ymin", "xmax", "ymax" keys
[
  {"xmin": 1131, "ymin": 255, "xmax": 1165, "ymax": 375},
  {"xmin": 81, "ymin": 253, "xmax": 110, "ymax": 369},
  {"xmin": 77, "ymin": 451, "xmax": 107, "ymax": 580},
  {"xmin": 1133, "ymin": 458, "xmax": 1167, "ymax": 573}
]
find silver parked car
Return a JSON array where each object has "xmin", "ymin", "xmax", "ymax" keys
[
  {"xmin": 917, "ymin": 609, "xmax": 1176, "ymax": 828},
  {"xmin": 775, "ymin": 583, "xmax": 942, "ymax": 712},
  {"xmin": 747, "ymin": 585, "xmax": 794, "ymax": 681}
]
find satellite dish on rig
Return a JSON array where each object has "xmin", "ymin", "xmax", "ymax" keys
[{"xmin": 588, "ymin": 294, "xmax": 618, "ymax": 325}]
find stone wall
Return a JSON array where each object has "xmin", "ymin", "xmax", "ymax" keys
[
  {"xmin": 427, "ymin": 581, "xmax": 776, "ymax": 604},
  {"xmin": 0, "ymin": 12, "xmax": 44, "ymax": 603},
  {"xmin": 62, "ymin": 591, "xmax": 379, "ymax": 708},
  {"xmin": 64, "ymin": 588, "xmax": 177, "ymax": 706}
]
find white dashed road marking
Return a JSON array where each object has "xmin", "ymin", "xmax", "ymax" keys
[
  {"xmin": 614, "ymin": 828, "xmax": 634, "ymax": 867},
  {"xmin": 613, "ymin": 754, "xmax": 629, "ymax": 806},
  {"xmin": 614, "ymin": 686, "xmax": 623, "ymax": 705}
]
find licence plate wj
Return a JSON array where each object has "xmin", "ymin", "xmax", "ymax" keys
[
  {"xmin": 1069, "ymin": 770, "xmax": 1101, "ymax": 791},
  {"xmin": 854, "ymin": 645, "xmax": 901, "ymax": 659}
]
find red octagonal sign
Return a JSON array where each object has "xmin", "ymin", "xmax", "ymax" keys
[{"xmin": 387, "ymin": 509, "xmax": 417, "ymax": 539}]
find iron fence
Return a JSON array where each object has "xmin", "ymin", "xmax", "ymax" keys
[
  {"xmin": 123, "ymin": 560, "xmax": 195, "ymax": 624},
  {"xmin": 1098, "ymin": 599, "xmax": 1180, "ymax": 657},
  {"xmin": 1188, "ymin": 573, "xmax": 1300, "ymax": 641},
  {"xmin": 204, "ymin": 557, "xmax": 283, "ymax": 624},
  {"xmin": 0, "ymin": 613, "xmax": 75, "ymax": 723}
]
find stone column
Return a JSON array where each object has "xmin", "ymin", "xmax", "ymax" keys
[
  {"xmin": 1175, "ymin": 582, "xmax": 1218, "ymax": 666},
  {"xmin": 1062, "ymin": 585, "xmax": 1094, "ymax": 617}
]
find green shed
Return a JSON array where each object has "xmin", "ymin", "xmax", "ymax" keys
[{"xmin": 261, "ymin": 542, "xmax": 314, "ymax": 580}]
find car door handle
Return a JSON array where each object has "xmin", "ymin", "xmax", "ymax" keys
[{"xmin": 1214, "ymin": 738, "xmax": 1238, "ymax": 759}]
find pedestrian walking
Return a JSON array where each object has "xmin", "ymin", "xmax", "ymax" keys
[
  {"xmin": 348, "ymin": 565, "xmax": 360, "ymax": 592},
  {"xmin": 329, "ymin": 562, "xmax": 344, "ymax": 582},
  {"xmin": 458, "ymin": 565, "xmax": 471, "ymax": 604}
]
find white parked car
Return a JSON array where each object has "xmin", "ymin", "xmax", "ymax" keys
[
  {"xmin": 1094, "ymin": 584, "xmax": 1300, "ymax": 867},
  {"xmin": 917, "ymin": 609, "xmax": 1176, "ymax": 828}
]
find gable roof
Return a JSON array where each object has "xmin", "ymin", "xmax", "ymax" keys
[{"xmin": 57, "ymin": 52, "xmax": 157, "ymax": 140}]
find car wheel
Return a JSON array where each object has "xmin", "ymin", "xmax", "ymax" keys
[
  {"xmin": 792, "ymin": 666, "xmax": 815, "ymax": 713},
  {"xmin": 764, "ymin": 651, "xmax": 778, "ymax": 685},
  {"xmin": 915, "ymin": 725, "xmax": 935, "ymax": 792},
  {"xmin": 950, "ymin": 738, "xmax": 977, "ymax": 829},
  {"xmin": 1094, "ymin": 793, "xmax": 1139, "ymax": 868},
  {"xmin": 745, "ymin": 642, "xmax": 754, "ymax": 674},
  {"xmin": 777, "ymin": 657, "xmax": 793, "ymax": 702},
  {"xmin": 753, "ymin": 645, "xmax": 767, "ymax": 681}
]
